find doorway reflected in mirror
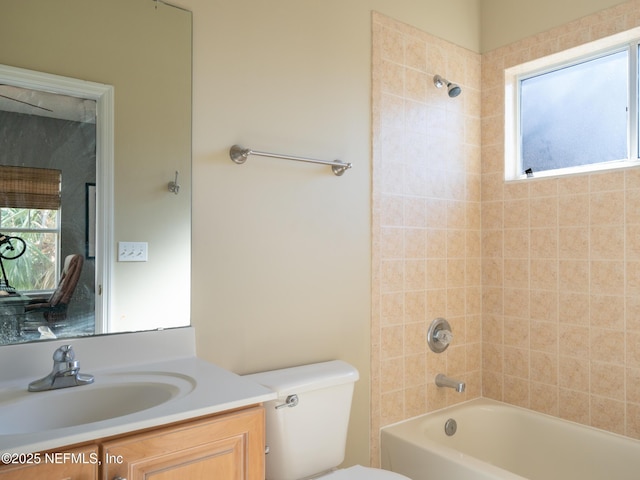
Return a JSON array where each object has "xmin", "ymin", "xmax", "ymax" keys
[{"xmin": 0, "ymin": 86, "xmax": 99, "ymax": 344}]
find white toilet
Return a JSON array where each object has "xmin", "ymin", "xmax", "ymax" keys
[{"xmin": 245, "ymin": 360, "xmax": 411, "ymax": 480}]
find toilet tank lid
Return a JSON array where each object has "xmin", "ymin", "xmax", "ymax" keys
[{"xmin": 244, "ymin": 360, "xmax": 359, "ymax": 396}]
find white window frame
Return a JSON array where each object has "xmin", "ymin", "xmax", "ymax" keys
[{"xmin": 504, "ymin": 27, "xmax": 640, "ymax": 181}]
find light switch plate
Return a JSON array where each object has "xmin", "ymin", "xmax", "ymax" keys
[{"xmin": 118, "ymin": 241, "xmax": 148, "ymax": 262}]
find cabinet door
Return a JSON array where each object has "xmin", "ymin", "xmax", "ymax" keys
[
  {"xmin": 102, "ymin": 406, "xmax": 265, "ymax": 480},
  {"xmin": 0, "ymin": 445, "xmax": 99, "ymax": 480}
]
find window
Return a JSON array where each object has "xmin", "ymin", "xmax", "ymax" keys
[
  {"xmin": 505, "ymin": 33, "xmax": 640, "ymax": 180},
  {"xmin": 0, "ymin": 166, "xmax": 61, "ymax": 293},
  {"xmin": 0, "ymin": 208, "xmax": 59, "ymax": 292}
]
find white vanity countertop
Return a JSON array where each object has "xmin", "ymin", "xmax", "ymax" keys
[{"xmin": 0, "ymin": 328, "xmax": 277, "ymax": 454}]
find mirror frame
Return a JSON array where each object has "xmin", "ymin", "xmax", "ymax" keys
[{"xmin": 0, "ymin": 64, "xmax": 114, "ymax": 332}]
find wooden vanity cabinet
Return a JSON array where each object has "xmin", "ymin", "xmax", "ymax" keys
[
  {"xmin": 102, "ymin": 405, "xmax": 265, "ymax": 480},
  {"xmin": 0, "ymin": 405, "xmax": 265, "ymax": 480},
  {"xmin": 0, "ymin": 444, "xmax": 99, "ymax": 480}
]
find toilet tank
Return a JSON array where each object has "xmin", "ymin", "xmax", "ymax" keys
[{"xmin": 245, "ymin": 360, "xmax": 359, "ymax": 480}]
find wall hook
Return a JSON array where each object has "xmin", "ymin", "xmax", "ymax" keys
[{"xmin": 168, "ymin": 171, "xmax": 180, "ymax": 195}]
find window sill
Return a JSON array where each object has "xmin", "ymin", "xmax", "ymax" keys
[{"xmin": 505, "ymin": 159, "xmax": 640, "ymax": 183}]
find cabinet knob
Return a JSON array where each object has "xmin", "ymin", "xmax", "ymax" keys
[{"xmin": 113, "ymin": 477, "xmax": 127, "ymax": 480}]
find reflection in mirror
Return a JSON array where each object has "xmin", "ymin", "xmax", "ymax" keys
[
  {"xmin": 0, "ymin": 0, "xmax": 192, "ymax": 345},
  {"xmin": 0, "ymin": 77, "xmax": 105, "ymax": 344}
]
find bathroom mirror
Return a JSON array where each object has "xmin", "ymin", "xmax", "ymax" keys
[{"xmin": 0, "ymin": 0, "xmax": 192, "ymax": 345}]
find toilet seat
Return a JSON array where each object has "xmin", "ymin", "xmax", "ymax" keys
[{"xmin": 319, "ymin": 465, "xmax": 411, "ymax": 480}]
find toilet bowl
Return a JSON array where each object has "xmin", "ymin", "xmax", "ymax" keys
[{"xmin": 244, "ymin": 361, "xmax": 411, "ymax": 480}]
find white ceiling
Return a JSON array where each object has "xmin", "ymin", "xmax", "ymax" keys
[{"xmin": 0, "ymin": 84, "xmax": 96, "ymax": 123}]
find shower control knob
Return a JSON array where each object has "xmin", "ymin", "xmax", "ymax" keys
[{"xmin": 427, "ymin": 317, "xmax": 453, "ymax": 353}]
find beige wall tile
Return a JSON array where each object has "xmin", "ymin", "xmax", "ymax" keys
[
  {"xmin": 590, "ymin": 327, "xmax": 625, "ymax": 365},
  {"xmin": 504, "ymin": 199, "xmax": 530, "ymax": 228},
  {"xmin": 558, "ymin": 292, "xmax": 589, "ymax": 325},
  {"xmin": 504, "ymin": 375, "xmax": 530, "ymax": 407},
  {"xmin": 559, "ymin": 260, "xmax": 589, "ymax": 293},
  {"xmin": 558, "ymin": 227, "xmax": 589, "ymax": 259},
  {"xmin": 504, "ymin": 289, "xmax": 530, "ymax": 318},
  {"xmin": 530, "ymin": 290, "xmax": 558, "ymax": 322},
  {"xmin": 372, "ymin": 14, "xmax": 482, "ymax": 460},
  {"xmin": 590, "ymin": 225, "xmax": 624, "ymax": 260},
  {"xmin": 559, "ymin": 356, "xmax": 589, "ymax": 392},
  {"xmin": 531, "ymin": 382, "xmax": 559, "ymax": 415},
  {"xmin": 530, "ymin": 320, "xmax": 558, "ymax": 353},
  {"xmin": 558, "ymin": 175, "xmax": 589, "ymax": 195},
  {"xmin": 530, "ymin": 197, "xmax": 558, "ymax": 228},
  {"xmin": 504, "ymin": 228, "xmax": 529, "ymax": 258},
  {"xmin": 591, "ymin": 361, "xmax": 625, "ymax": 400},
  {"xmin": 591, "ymin": 261, "xmax": 625, "ymax": 295},
  {"xmin": 591, "ymin": 396, "xmax": 625, "ymax": 435},
  {"xmin": 626, "ymin": 189, "xmax": 640, "ymax": 223},
  {"xmin": 381, "ymin": 325, "xmax": 404, "ymax": 359},
  {"xmin": 559, "ymin": 324, "xmax": 590, "ymax": 358},
  {"xmin": 530, "ymin": 259, "xmax": 558, "ymax": 290},
  {"xmin": 559, "ymin": 388, "xmax": 590, "ymax": 424},
  {"xmin": 590, "ymin": 294, "xmax": 624, "ymax": 329},
  {"xmin": 625, "ymin": 402, "xmax": 640, "ymax": 438},
  {"xmin": 626, "ymin": 224, "xmax": 640, "ymax": 261},
  {"xmin": 590, "ymin": 191, "xmax": 624, "ymax": 225},
  {"xmin": 530, "ymin": 228, "xmax": 558, "ymax": 259},
  {"xmin": 504, "ymin": 317, "xmax": 530, "ymax": 348},
  {"xmin": 504, "ymin": 346, "xmax": 530, "ymax": 378},
  {"xmin": 530, "ymin": 350, "xmax": 558, "ymax": 385},
  {"xmin": 626, "ymin": 331, "xmax": 640, "ymax": 368},
  {"xmin": 558, "ymin": 194, "xmax": 590, "ymax": 226},
  {"xmin": 627, "ymin": 368, "xmax": 640, "ymax": 404},
  {"xmin": 405, "ymin": 37, "xmax": 427, "ymax": 72}
]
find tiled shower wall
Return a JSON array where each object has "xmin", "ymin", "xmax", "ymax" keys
[
  {"xmin": 372, "ymin": 0, "xmax": 640, "ymax": 465},
  {"xmin": 371, "ymin": 12, "xmax": 482, "ymax": 465},
  {"xmin": 482, "ymin": 0, "xmax": 640, "ymax": 438}
]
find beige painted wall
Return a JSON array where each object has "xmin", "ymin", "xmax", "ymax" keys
[
  {"xmin": 481, "ymin": 0, "xmax": 630, "ymax": 51},
  {"xmin": 172, "ymin": 0, "xmax": 479, "ymax": 468}
]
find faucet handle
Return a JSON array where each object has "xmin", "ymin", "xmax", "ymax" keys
[
  {"xmin": 434, "ymin": 329, "xmax": 453, "ymax": 345},
  {"xmin": 53, "ymin": 345, "xmax": 75, "ymax": 362}
]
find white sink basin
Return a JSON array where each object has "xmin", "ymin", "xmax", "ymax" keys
[{"xmin": 0, "ymin": 372, "xmax": 196, "ymax": 435}]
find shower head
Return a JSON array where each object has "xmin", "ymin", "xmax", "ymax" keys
[{"xmin": 433, "ymin": 74, "xmax": 462, "ymax": 98}]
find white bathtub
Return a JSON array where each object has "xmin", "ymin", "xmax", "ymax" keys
[{"xmin": 381, "ymin": 398, "xmax": 640, "ymax": 480}]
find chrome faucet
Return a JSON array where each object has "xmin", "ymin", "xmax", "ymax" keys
[
  {"xmin": 435, "ymin": 373, "xmax": 465, "ymax": 393},
  {"xmin": 28, "ymin": 345, "xmax": 94, "ymax": 392}
]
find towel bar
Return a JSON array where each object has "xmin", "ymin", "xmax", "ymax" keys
[{"xmin": 229, "ymin": 144, "xmax": 352, "ymax": 176}]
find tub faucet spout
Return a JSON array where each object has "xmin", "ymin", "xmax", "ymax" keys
[{"xmin": 435, "ymin": 374, "xmax": 465, "ymax": 393}]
